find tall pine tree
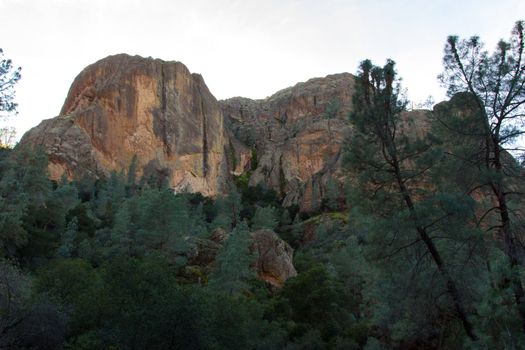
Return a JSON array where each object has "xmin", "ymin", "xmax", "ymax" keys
[
  {"xmin": 438, "ymin": 20, "xmax": 525, "ymax": 334},
  {"xmin": 345, "ymin": 59, "xmax": 479, "ymax": 341}
]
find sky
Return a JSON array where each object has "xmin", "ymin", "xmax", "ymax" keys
[{"xmin": 1, "ymin": 0, "xmax": 524, "ymax": 141}]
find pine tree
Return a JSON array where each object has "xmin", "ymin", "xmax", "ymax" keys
[
  {"xmin": 280, "ymin": 208, "xmax": 292, "ymax": 226},
  {"xmin": 111, "ymin": 202, "xmax": 136, "ymax": 257},
  {"xmin": 251, "ymin": 205, "xmax": 278, "ymax": 231},
  {"xmin": 212, "ymin": 184, "xmax": 242, "ymax": 230},
  {"xmin": 110, "ymin": 189, "xmax": 193, "ymax": 260},
  {"xmin": 126, "ymin": 155, "xmax": 138, "ymax": 196},
  {"xmin": 95, "ymin": 170, "xmax": 126, "ymax": 226},
  {"xmin": 0, "ymin": 166, "xmax": 28, "ymax": 258},
  {"xmin": 208, "ymin": 220, "xmax": 255, "ymax": 294},
  {"xmin": 11, "ymin": 147, "xmax": 75, "ymax": 265},
  {"xmin": 138, "ymin": 189, "xmax": 191, "ymax": 255},
  {"xmin": 58, "ymin": 217, "xmax": 78, "ymax": 258},
  {"xmin": 0, "ymin": 48, "xmax": 22, "ymax": 117},
  {"xmin": 345, "ymin": 59, "xmax": 479, "ymax": 341},
  {"xmin": 438, "ymin": 20, "xmax": 525, "ymax": 334}
]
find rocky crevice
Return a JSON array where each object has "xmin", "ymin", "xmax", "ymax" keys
[
  {"xmin": 159, "ymin": 63, "xmax": 171, "ymax": 156},
  {"xmin": 201, "ymin": 98, "xmax": 209, "ymax": 177}
]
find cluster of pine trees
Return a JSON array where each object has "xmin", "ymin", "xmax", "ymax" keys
[{"xmin": 1, "ymin": 20, "xmax": 524, "ymax": 349}]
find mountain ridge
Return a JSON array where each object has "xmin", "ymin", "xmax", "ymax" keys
[{"xmin": 18, "ymin": 54, "xmax": 428, "ymax": 211}]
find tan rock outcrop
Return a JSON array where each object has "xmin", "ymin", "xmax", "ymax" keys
[
  {"xmin": 251, "ymin": 229, "xmax": 297, "ymax": 288},
  {"xmin": 221, "ymin": 74, "xmax": 433, "ymax": 211},
  {"xmin": 221, "ymin": 73, "xmax": 355, "ymax": 211},
  {"xmin": 19, "ymin": 54, "xmax": 230, "ymax": 196},
  {"xmin": 19, "ymin": 54, "xmax": 431, "ymax": 210}
]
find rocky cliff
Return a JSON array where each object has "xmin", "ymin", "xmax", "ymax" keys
[
  {"xmin": 19, "ymin": 54, "xmax": 430, "ymax": 211},
  {"xmin": 19, "ymin": 54, "xmax": 230, "ymax": 196},
  {"xmin": 221, "ymin": 73, "xmax": 355, "ymax": 211},
  {"xmin": 221, "ymin": 76, "xmax": 437, "ymax": 211}
]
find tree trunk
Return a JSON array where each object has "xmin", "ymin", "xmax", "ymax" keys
[
  {"xmin": 492, "ymin": 142, "xmax": 525, "ymax": 334},
  {"xmin": 393, "ymin": 160, "xmax": 478, "ymax": 341}
]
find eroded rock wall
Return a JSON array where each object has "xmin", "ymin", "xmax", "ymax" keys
[
  {"xmin": 19, "ymin": 55, "xmax": 432, "ymax": 210},
  {"xmin": 20, "ymin": 54, "xmax": 229, "ymax": 196},
  {"xmin": 221, "ymin": 73, "xmax": 355, "ymax": 211}
]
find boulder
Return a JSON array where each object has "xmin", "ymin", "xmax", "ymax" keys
[{"xmin": 251, "ymin": 229, "xmax": 297, "ymax": 288}]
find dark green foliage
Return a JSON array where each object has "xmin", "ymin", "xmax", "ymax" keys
[
  {"xmin": 251, "ymin": 205, "xmax": 278, "ymax": 231},
  {"xmin": 280, "ymin": 208, "xmax": 292, "ymax": 226},
  {"xmin": 251, "ymin": 147, "xmax": 258, "ymax": 171},
  {"xmin": 227, "ymin": 139, "xmax": 237, "ymax": 170},
  {"xmin": 0, "ymin": 148, "xmax": 293, "ymax": 349},
  {"xmin": 208, "ymin": 220, "xmax": 255, "ymax": 294},
  {"xmin": 35, "ymin": 259, "xmax": 102, "ymax": 335},
  {"xmin": 182, "ymin": 191, "xmax": 217, "ymax": 224},
  {"xmin": 278, "ymin": 212, "xmax": 302, "ymax": 248},
  {"xmin": 1, "ymin": 260, "xmax": 67, "ymax": 349},
  {"xmin": 212, "ymin": 184, "xmax": 243, "ymax": 230},
  {"xmin": 0, "ymin": 168, "xmax": 28, "ymax": 257},
  {"xmin": 126, "ymin": 154, "xmax": 138, "ymax": 196},
  {"xmin": 91, "ymin": 171, "xmax": 126, "ymax": 231},
  {"xmin": 278, "ymin": 265, "xmax": 344, "ymax": 328},
  {"xmin": 321, "ymin": 177, "xmax": 340, "ymax": 212},
  {"xmin": 241, "ymin": 183, "xmax": 280, "ymax": 207},
  {"xmin": 234, "ymin": 171, "xmax": 251, "ymax": 193},
  {"xmin": 58, "ymin": 217, "xmax": 78, "ymax": 258},
  {"xmin": 235, "ymin": 180, "xmax": 281, "ymax": 224},
  {"xmin": 287, "ymin": 204, "xmax": 301, "ymax": 222},
  {"xmin": 438, "ymin": 19, "xmax": 525, "ymax": 341},
  {"xmin": 110, "ymin": 188, "xmax": 201, "ymax": 262},
  {"xmin": 34, "ymin": 255, "xmax": 285, "ymax": 350},
  {"xmin": 273, "ymin": 263, "xmax": 363, "ymax": 346},
  {"xmin": 345, "ymin": 58, "xmax": 483, "ymax": 343},
  {"xmin": 286, "ymin": 214, "xmax": 304, "ymax": 247},
  {"xmin": 285, "ymin": 329, "xmax": 327, "ymax": 350},
  {"xmin": 65, "ymin": 202, "xmax": 97, "ymax": 238},
  {"xmin": 0, "ymin": 146, "xmax": 78, "ymax": 265}
]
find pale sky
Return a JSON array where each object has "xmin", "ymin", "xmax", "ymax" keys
[{"xmin": 1, "ymin": 0, "xmax": 524, "ymax": 140}]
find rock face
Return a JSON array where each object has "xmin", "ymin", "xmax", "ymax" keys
[
  {"xmin": 19, "ymin": 54, "xmax": 229, "ymax": 196},
  {"xmin": 221, "ymin": 75, "xmax": 434, "ymax": 211},
  {"xmin": 221, "ymin": 73, "xmax": 355, "ymax": 211},
  {"xmin": 251, "ymin": 229, "xmax": 297, "ymax": 288},
  {"xmin": 19, "ymin": 54, "xmax": 432, "ymax": 211}
]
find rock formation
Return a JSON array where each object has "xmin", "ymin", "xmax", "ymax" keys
[
  {"xmin": 221, "ymin": 73, "xmax": 355, "ymax": 211},
  {"xmin": 19, "ymin": 54, "xmax": 432, "ymax": 211},
  {"xmin": 19, "ymin": 54, "xmax": 230, "ymax": 196},
  {"xmin": 221, "ymin": 78, "xmax": 434, "ymax": 212},
  {"xmin": 251, "ymin": 229, "xmax": 297, "ymax": 288},
  {"xmin": 16, "ymin": 54, "xmax": 440, "ymax": 287}
]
